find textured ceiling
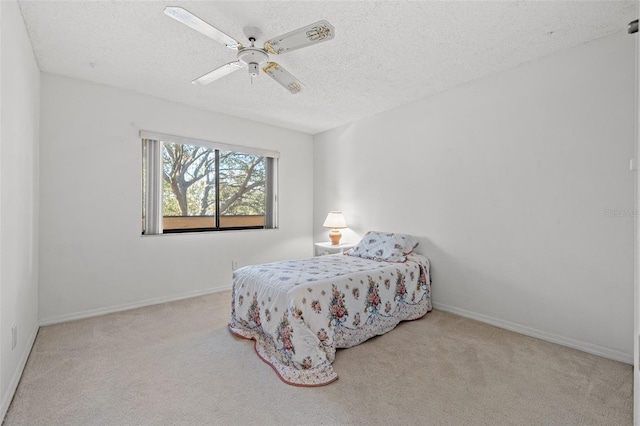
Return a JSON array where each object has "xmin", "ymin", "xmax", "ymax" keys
[{"xmin": 18, "ymin": 1, "xmax": 637, "ymax": 135}]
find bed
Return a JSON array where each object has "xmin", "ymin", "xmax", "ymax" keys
[{"xmin": 228, "ymin": 231, "xmax": 432, "ymax": 386}]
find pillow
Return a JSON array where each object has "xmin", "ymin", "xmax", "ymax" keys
[{"xmin": 345, "ymin": 231, "xmax": 418, "ymax": 263}]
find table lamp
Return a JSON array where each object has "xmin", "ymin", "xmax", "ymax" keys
[{"xmin": 323, "ymin": 211, "xmax": 347, "ymax": 245}]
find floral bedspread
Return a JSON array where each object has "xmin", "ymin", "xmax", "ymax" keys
[{"xmin": 228, "ymin": 253, "xmax": 432, "ymax": 386}]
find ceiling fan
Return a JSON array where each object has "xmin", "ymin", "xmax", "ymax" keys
[{"xmin": 164, "ymin": 7, "xmax": 335, "ymax": 94}]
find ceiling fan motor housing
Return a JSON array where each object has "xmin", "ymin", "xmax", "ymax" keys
[{"xmin": 237, "ymin": 48, "xmax": 269, "ymax": 76}]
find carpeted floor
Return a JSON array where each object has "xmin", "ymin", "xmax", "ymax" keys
[{"xmin": 3, "ymin": 290, "xmax": 633, "ymax": 425}]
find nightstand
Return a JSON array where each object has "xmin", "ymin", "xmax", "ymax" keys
[{"xmin": 314, "ymin": 242, "xmax": 354, "ymax": 256}]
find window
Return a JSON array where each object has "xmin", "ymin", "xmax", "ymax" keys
[{"xmin": 141, "ymin": 131, "xmax": 278, "ymax": 234}]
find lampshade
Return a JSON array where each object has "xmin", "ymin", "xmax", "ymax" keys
[{"xmin": 323, "ymin": 211, "xmax": 347, "ymax": 229}]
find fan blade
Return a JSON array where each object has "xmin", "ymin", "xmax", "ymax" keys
[
  {"xmin": 164, "ymin": 7, "xmax": 241, "ymax": 50},
  {"xmin": 264, "ymin": 20, "xmax": 335, "ymax": 55},
  {"xmin": 262, "ymin": 62, "xmax": 305, "ymax": 94},
  {"xmin": 192, "ymin": 61, "xmax": 243, "ymax": 85}
]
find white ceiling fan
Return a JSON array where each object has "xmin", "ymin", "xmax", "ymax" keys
[{"xmin": 164, "ymin": 7, "xmax": 335, "ymax": 94}]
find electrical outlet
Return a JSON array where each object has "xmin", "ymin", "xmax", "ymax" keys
[
  {"xmin": 11, "ymin": 325, "xmax": 17, "ymax": 350},
  {"xmin": 232, "ymin": 260, "xmax": 239, "ymax": 270}
]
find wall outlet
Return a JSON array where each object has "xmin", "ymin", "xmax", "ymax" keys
[
  {"xmin": 232, "ymin": 260, "xmax": 239, "ymax": 270},
  {"xmin": 11, "ymin": 325, "xmax": 17, "ymax": 350}
]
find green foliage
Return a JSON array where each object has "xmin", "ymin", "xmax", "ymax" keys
[
  {"xmin": 161, "ymin": 143, "xmax": 266, "ymax": 218},
  {"xmin": 219, "ymin": 151, "xmax": 266, "ymax": 216}
]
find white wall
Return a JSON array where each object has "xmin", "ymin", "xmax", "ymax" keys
[
  {"xmin": 0, "ymin": 0, "xmax": 40, "ymax": 419},
  {"xmin": 314, "ymin": 32, "xmax": 636, "ymax": 362},
  {"xmin": 39, "ymin": 74, "xmax": 314, "ymax": 324}
]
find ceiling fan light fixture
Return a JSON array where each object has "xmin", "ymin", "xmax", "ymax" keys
[{"xmin": 248, "ymin": 62, "xmax": 259, "ymax": 77}]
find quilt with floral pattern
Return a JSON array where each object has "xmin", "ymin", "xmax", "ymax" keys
[{"xmin": 228, "ymin": 252, "xmax": 431, "ymax": 386}]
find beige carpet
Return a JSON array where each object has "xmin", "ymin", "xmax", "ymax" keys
[{"xmin": 3, "ymin": 291, "xmax": 632, "ymax": 426}]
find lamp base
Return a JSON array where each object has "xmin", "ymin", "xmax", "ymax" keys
[{"xmin": 329, "ymin": 229, "xmax": 342, "ymax": 246}]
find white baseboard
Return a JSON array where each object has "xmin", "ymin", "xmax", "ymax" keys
[
  {"xmin": 1, "ymin": 323, "xmax": 39, "ymax": 422},
  {"xmin": 39, "ymin": 285, "xmax": 233, "ymax": 326},
  {"xmin": 432, "ymin": 302, "xmax": 633, "ymax": 365}
]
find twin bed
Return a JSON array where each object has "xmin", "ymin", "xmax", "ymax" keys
[{"xmin": 228, "ymin": 231, "xmax": 432, "ymax": 386}]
